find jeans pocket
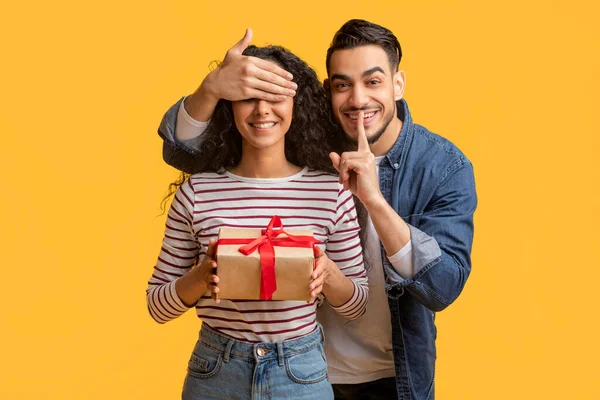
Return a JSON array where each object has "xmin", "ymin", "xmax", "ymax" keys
[
  {"xmin": 187, "ymin": 341, "xmax": 223, "ymax": 379},
  {"xmin": 285, "ymin": 345, "xmax": 328, "ymax": 384}
]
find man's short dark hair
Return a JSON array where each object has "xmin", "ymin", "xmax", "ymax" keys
[{"xmin": 326, "ymin": 19, "xmax": 402, "ymax": 75}]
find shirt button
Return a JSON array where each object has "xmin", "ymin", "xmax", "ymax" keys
[
  {"xmin": 257, "ymin": 348, "xmax": 265, "ymax": 356},
  {"xmin": 393, "ymin": 162, "xmax": 399, "ymax": 168}
]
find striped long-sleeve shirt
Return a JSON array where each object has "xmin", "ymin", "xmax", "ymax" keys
[{"xmin": 146, "ymin": 167, "xmax": 368, "ymax": 343}]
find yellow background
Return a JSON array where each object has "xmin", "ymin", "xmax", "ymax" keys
[{"xmin": 1, "ymin": 0, "xmax": 598, "ymax": 398}]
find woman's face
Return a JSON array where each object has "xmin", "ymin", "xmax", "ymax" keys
[{"xmin": 232, "ymin": 96, "xmax": 294, "ymax": 151}]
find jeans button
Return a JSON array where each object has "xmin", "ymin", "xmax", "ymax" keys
[{"xmin": 257, "ymin": 348, "xmax": 265, "ymax": 356}]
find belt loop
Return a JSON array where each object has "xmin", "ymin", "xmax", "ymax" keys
[
  {"xmin": 277, "ymin": 342, "xmax": 284, "ymax": 367},
  {"xmin": 223, "ymin": 339, "xmax": 234, "ymax": 363}
]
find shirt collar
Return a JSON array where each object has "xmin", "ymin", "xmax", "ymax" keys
[{"xmin": 385, "ymin": 98, "xmax": 413, "ymax": 168}]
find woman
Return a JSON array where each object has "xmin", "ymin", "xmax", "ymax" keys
[{"xmin": 146, "ymin": 45, "xmax": 368, "ymax": 400}]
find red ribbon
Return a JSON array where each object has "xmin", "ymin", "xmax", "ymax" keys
[{"xmin": 215, "ymin": 216, "xmax": 319, "ymax": 300}]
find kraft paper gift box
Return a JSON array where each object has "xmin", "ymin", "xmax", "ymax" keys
[{"xmin": 215, "ymin": 221, "xmax": 317, "ymax": 301}]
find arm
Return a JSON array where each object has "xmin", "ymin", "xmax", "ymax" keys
[
  {"xmin": 146, "ymin": 180, "xmax": 218, "ymax": 322},
  {"xmin": 330, "ymin": 112, "xmax": 476, "ymax": 312},
  {"xmin": 159, "ymin": 98, "xmax": 202, "ymax": 174},
  {"xmin": 310, "ymin": 189, "xmax": 369, "ymax": 320},
  {"xmin": 387, "ymin": 161, "xmax": 477, "ymax": 312},
  {"xmin": 330, "ymin": 111, "xmax": 413, "ymax": 273}
]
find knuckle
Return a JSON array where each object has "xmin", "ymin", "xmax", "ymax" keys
[{"xmin": 242, "ymin": 63, "xmax": 253, "ymax": 74}]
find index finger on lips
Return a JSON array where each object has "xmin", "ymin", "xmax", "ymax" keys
[{"xmin": 357, "ymin": 111, "xmax": 370, "ymax": 152}]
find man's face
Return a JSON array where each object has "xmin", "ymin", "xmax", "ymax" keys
[{"xmin": 327, "ymin": 45, "xmax": 405, "ymax": 152}]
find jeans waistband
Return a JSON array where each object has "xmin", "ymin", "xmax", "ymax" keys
[{"xmin": 199, "ymin": 324, "xmax": 324, "ymax": 365}]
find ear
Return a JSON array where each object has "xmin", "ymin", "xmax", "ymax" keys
[
  {"xmin": 323, "ymin": 78, "xmax": 330, "ymax": 93},
  {"xmin": 393, "ymin": 70, "xmax": 406, "ymax": 101}
]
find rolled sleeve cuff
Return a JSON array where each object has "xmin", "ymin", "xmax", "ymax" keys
[
  {"xmin": 147, "ymin": 281, "xmax": 191, "ymax": 324},
  {"xmin": 158, "ymin": 97, "xmax": 205, "ymax": 157},
  {"xmin": 408, "ymin": 224, "xmax": 441, "ymax": 276},
  {"xmin": 386, "ymin": 240, "xmax": 414, "ymax": 279},
  {"xmin": 176, "ymin": 96, "xmax": 210, "ymax": 139},
  {"xmin": 384, "ymin": 225, "xmax": 442, "ymax": 297}
]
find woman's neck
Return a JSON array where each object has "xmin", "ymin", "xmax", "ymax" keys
[{"xmin": 229, "ymin": 142, "xmax": 302, "ymax": 178}]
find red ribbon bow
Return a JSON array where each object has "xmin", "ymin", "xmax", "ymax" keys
[{"xmin": 215, "ymin": 216, "xmax": 319, "ymax": 300}]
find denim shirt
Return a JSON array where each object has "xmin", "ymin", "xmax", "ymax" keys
[
  {"xmin": 157, "ymin": 98, "xmax": 477, "ymax": 400},
  {"xmin": 380, "ymin": 100, "xmax": 477, "ymax": 399}
]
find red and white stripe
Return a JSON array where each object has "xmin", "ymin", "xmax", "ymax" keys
[{"xmin": 147, "ymin": 168, "xmax": 368, "ymax": 343}]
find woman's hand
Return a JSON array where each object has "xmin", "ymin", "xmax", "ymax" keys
[
  {"xmin": 197, "ymin": 239, "xmax": 221, "ymax": 304},
  {"xmin": 176, "ymin": 239, "xmax": 221, "ymax": 306},
  {"xmin": 309, "ymin": 246, "xmax": 356, "ymax": 306}
]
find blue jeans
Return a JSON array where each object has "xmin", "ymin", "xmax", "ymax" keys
[{"xmin": 182, "ymin": 324, "xmax": 334, "ymax": 400}]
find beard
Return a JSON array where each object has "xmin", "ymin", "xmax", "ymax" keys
[{"xmin": 341, "ymin": 105, "xmax": 395, "ymax": 148}]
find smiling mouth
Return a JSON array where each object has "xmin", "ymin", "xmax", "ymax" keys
[
  {"xmin": 249, "ymin": 122, "xmax": 277, "ymax": 129},
  {"xmin": 345, "ymin": 111, "xmax": 378, "ymax": 121}
]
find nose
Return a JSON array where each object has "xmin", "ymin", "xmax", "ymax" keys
[
  {"xmin": 347, "ymin": 85, "xmax": 369, "ymax": 109},
  {"xmin": 254, "ymin": 99, "xmax": 271, "ymax": 116}
]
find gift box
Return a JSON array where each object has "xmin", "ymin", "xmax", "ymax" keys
[{"xmin": 215, "ymin": 216, "xmax": 318, "ymax": 301}]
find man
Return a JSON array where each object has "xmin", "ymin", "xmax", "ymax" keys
[{"xmin": 157, "ymin": 20, "xmax": 477, "ymax": 400}]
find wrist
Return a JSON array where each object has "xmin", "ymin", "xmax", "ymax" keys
[
  {"xmin": 362, "ymin": 190, "xmax": 387, "ymax": 211},
  {"xmin": 194, "ymin": 262, "xmax": 211, "ymax": 282},
  {"xmin": 200, "ymin": 74, "xmax": 219, "ymax": 99},
  {"xmin": 184, "ymin": 80, "xmax": 220, "ymax": 122},
  {"xmin": 322, "ymin": 264, "xmax": 344, "ymax": 294}
]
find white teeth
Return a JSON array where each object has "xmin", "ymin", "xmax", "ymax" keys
[
  {"xmin": 251, "ymin": 122, "xmax": 276, "ymax": 129},
  {"xmin": 348, "ymin": 112, "xmax": 376, "ymax": 120}
]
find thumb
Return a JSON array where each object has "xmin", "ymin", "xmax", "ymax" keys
[
  {"xmin": 206, "ymin": 238, "xmax": 217, "ymax": 258},
  {"xmin": 229, "ymin": 28, "xmax": 253, "ymax": 56},
  {"xmin": 329, "ymin": 152, "xmax": 341, "ymax": 172},
  {"xmin": 313, "ymin": 245, "xmax": 325, "ymax": 258}
]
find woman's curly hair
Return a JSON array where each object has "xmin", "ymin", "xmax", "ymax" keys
[{"xmin": 161, "ymin": 45, "xmax": 343, "ymax": 211}]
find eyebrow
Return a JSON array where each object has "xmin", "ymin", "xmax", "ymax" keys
[
  {"xmin": 330, "ymin": 66, "xmax": 386, "ymax": 82},
  {"xmin": 330, "ymin": 73, "xmax": 351, "ymax": 82},
  {"xmin": 362, "ymin": 66, "xmax": 386, "ymax": 77}
]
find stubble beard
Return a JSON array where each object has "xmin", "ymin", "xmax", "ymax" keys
[{"xmin": 341, "ymin": 105, "xmax": 395, "ymax": 148}]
